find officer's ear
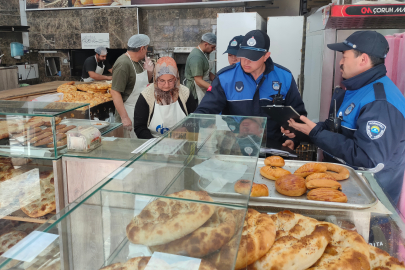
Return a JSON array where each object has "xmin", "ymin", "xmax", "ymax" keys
[{"xmin": 263, "ymin": 52, "xmax": 271, "ymax": 61}]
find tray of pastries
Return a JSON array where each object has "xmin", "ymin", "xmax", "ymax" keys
[{"xmin": 198, "ymin": 156, "xmax": 378, "ymax": 210}]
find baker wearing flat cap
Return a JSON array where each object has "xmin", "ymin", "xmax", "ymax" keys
[
  {"xmin": 111, "ymin": 34, "xmax": 154, "ymax": 138},
  {"xmin": 184, "ymin": 32, "xmax": 217, "ymax": 104},
  {"xmin": 195, "ymin": 29, "xmax": 307, "ymax": 150},
  {"xmin": 285, "ymin": 31, "xmax": 405, "ymax": 206},
  {"xmin": 81, "ymin": 46, "xmax": 113, "ymax": 82}
]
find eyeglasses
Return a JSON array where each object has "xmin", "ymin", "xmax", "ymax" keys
[{"xmin": 157, "ymin": 78, "xmax": 176, "ymax": 85}]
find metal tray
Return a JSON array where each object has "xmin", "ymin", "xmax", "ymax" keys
[
  {"xmin": 198, "ymin": 158, "xmax": 378, "ymax": 210},
  {"xmin": 60, "ymin": 119, "xmax": 110, "ymax": 130}
]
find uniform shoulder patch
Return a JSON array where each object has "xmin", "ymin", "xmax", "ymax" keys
[
  {"xmin": 217, "ymin": 64, "xmax": 237, "ymax": 76},
  {"xmin": 366, "ymin": 121, "xmax": 386, "ymax": 140},
  {"xmin": 273, "ymin": 63, "xmax": 292, "ymax": 74}
]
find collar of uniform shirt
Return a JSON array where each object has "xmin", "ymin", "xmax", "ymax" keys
[{"xmin": 341, "ymin": 63, "xmax": 386, "ymax": 90}]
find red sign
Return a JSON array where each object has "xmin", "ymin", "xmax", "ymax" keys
[{"xmin": 331, "ymin": 4, "xmax": 405, "ymax": 17}]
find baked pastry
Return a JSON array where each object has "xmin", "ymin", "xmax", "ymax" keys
[
  {"xmin": 264, "ymin": 156, "xmax": 285, "ymax": 167},
  {"xmin": 306, "ymin": 179, "xmax": 342, "ymax": 190},
  {"xmin": 234, "ymin": 180, "xmax": 269, "ymax": 197},
  {"xmin": 0, "ymin": 231, "xmax": 27, "ymax": 255},
  {"xmin": 368, "ymin": 244, "xmax": 405, "ymax": 269},
  {"xmin": 260, "ymin": 166, "xmax": 291, "ymax": 181},
  {"xmin": 57, "ymin": 125, "xmax": 76, "ymax": 134},
  {"xmin": 324, "ymin": 163, "xmax": 350, "ymax": 180},
  {"xmin": 151, "ymin": 207, "xmax": 236, "ymax": 257},
  {"xmin": 308, "ymin": 222, "xmax": 371, "ymax": 270},
  {"xmin": 126, "ymin": 190, "xmax": 216, "ymax": 246},
  {"xmin": 275, "ymin": 174, "xmax": 306, "ymax": 197},
  {"xmin": 305, "ymin": 173, "xmax": 336, "ymax": 182},
  {"xmin": 28, "ymin": 132, "xmax": 52, "ymax": 144},
  {"xmin": 294, "ymin": 163, "xmax": 327, "ymax": 178},
  {"xmin": 19, "ymin": 171, "xmax": 55, "ymax": 218},
  {"xmin": 248, "ymin": 225, "xmax": 331, "ymax": 270},
  {"xmin": 34, "ymin": 133, "xmax": 66, "ymax": 147},
  {"xmin": 207, "ymin": 209, "xmax": 276, "ymax": 270},
  {"xmin": 46, "ymin": 137, "xmax": 67, "ymax": 148},
  {"xmin": 56, "ymin": 84, "xmax": 77, "ymax": 93},
  {"xmin": 307, "ymin": 188, "xmax": 348, "ymax": 203}
]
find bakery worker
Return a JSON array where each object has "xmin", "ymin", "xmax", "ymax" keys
[
  {"xmin": 81, "ymin": 46, "xmax": 113, "ymax": 82},
  {"xmin": 184, "ymin": 32, "xmax": 217, "ymax": 104},
  {"xmin": 111, "ymin": 34, "xmax": 154, "ymax": 138},
  {"xmin": 286, "ymin": 31, "xmax": 405, "ymax": 205},
  {"xmin": 194, "ymin": 30, "xmax": 307, "ymax": 150},
  {"xmin": 224, "ymin": 35, "xmax": 244, "ymax": 65}
]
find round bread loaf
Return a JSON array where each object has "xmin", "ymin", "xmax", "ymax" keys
[
  {"xmin": 275, "ymin": 174, "xmax": 307, "ymax": 196},
  {"xmin": 260, "ymin": 166, "xmax": 291, "ymax": 181},
  {"xmin": 264, "ymin": 156, "xmax": 285, "ymax": 167},
  {"xmin": 307, "ymin": 188, "xmax": 348, "ymax": 203},
  {"xmin": 294, "ymin": 163, "xmax": 327, "ymax": 178},
  {"xmin": 234, "ymin": 180, "xmax": 269, "ymax": 197}
]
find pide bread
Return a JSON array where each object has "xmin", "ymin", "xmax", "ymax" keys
[
  {"xmin": 264, "ymin": 156, "xmax": 285, "ymax": 167},
  {"xmin": 126, "ymin": 190, "xmax": 216, "ymax": 246},
  {"xmin": 275, "ymin": 174, "xmax": 307, "ymax": 197},
  {"xmin": 368, "ymin": 244, "xmax": 405, "ymax": 270},
  {"xmin": 294, "ymin": 163, "xmax": 327, "ymax": 178},
  {"xmin": 19, "ymin": 171, "xmax": 56, "ymax": 218},
  {"xmin": 305, "ymin": 173, "xmax": 336, "ymax": 182},
  {"xmin": 260, "ymin": 166, "xmax": 291, "ymax": 181},
  {"xmin": 306, "ymin": 179, "xmax": 342, "ymax": 190},
  {"xmin": 151, "ymin": 207, "xmax": 236, "ymax": 257},
  {"xmin": 0, "ymin": 231, "xmax": 27, "ymax": 255},
  {"xmin": 207, "ymin": 209, "xmax": 276, "ymax": 270}
]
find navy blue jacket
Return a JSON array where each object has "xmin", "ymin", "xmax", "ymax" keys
[
  {"xmin": 194, "ymin": 58, "xmax": 307, "ymax": 147},
  {"xmin": 309, "ymin": 64, "xmax": 405, "ymax": 205}
]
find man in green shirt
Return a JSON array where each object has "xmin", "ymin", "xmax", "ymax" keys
[
  {"xmin": 111, "ymin": 34, "xmax": 154, "ymax": 138},
  {"xmin": 184, "ymin": 32, "xmax": 217, "ymax": 104}
]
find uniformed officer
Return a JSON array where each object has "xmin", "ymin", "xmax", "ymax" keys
[
  {"xmin": 224, "ymin": 35, "xmax": 244, "ymax": 65},
  {"xmin": 195, "ymin": 30, "xmax": 307, "ymax": 150},
  {"xmin": 286, "ymin": 31, "xmax": 405, "ymax": 206}
]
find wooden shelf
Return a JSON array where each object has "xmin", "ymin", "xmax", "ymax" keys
[{"xmin": 2, "ymin": 209, "xmax": 56, "ymax": 224}]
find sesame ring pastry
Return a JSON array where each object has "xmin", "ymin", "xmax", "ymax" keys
[
  {"xmin": 324, "ymin": 163, "xmax": 350, "ymax": 181},
  {"xmin": 294, "ymin": 163, "xmax": 327, "ymax": 178}
]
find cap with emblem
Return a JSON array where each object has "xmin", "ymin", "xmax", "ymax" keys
[
  {"xmin": 223, "ymin": 35, "xmax": 244, "ymax": 55},
  {"xmin": 237, "ymin": 30, "xmax": 270, "ymax": 61},
  {"xmin": 327, "ymin": 31, "xmax": 389, "ymax": 59}
]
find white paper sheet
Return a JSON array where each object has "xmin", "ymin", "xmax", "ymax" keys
[
  {"xmin": 192, "ymin": 159, "xmax": 248, "ymax": 192},
  {"xmin": 2, "ymin": 231, "xmax": 59, "ymax": 262},
  {"xmin": 102, "ymin": 137, "xmax": 117, "ymax": 141},
  {"xmin": 144, "ymin": 252, "xmax": 201, "ymax": 270}
]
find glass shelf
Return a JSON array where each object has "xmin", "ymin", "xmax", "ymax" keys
[{"xmin": 0, "ymin": 101, "xmax": 89, "ymax": 116}]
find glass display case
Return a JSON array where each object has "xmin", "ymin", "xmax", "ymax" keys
[{"xmin": 0, "ymin": 114, "xmax": 268, "ymax": 270}]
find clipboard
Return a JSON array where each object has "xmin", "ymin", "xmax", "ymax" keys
[{"xmin": 261, "ymin": 105, "xmax": 309, "ymax": 142}]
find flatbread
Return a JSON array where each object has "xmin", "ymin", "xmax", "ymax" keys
[
  {"xmin": 368, "ymin": 245, "xmax": 405, "ymax": 269},
  {"xmin": 248, "ymin": 225, "xmax": 331, "ymax": 270},
  {"xmin": 126, "ymin": 190, "xmax": 216, "ymax": 246},
  {"xmin": 19, "ymin": 171, "xmax": 55, "ymax": 218},
  {"xmin": 0, "ymin": 231, "xmax": 27, "ymax": 255},
  {"xmin": 207, "ymin": 209, "xmax": 276, "ymax": 270},
  {"xmin": 101, "ymin": 257, "xmax": 217, "ymax": 270},
  {"xmin": 307, "ymin": 222, "xmax": 371, "ymax": 270},
  {"xmin": 151, "ymin": 206, "xmax": 236, "ymax": 257}
]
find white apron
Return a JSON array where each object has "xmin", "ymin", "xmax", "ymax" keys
[
  {"xmin": 124, "ymin": 53, "xmax": 149, "ymax": 138},
  {"xmin": 82, "ymin": 56, "xmax": 105, "ymax": 82},
  {"xmin": 194, "ymin": 46, "xmax": 215, "ymax": 104},
  {"xmin": 148, "ymin": 101, "xmax": 186, "ymax": 137}
]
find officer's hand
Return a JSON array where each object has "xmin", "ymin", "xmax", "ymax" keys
[
  {"xmin": 122, "ymin": 117, "xmax": 133, "ymax": 131},
  {"xmin": 288, "ymin": 116, "xmax": 316, "ymax": 136},
  {"xmin": 281, "ymin": 127, "xmax": 296, "ymax": 139},
  {"xmin": 282, "ymin": 140, "xmax": 294, "ymax": 150}
]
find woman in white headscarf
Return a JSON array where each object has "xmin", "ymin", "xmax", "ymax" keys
[{"xmin": 134, "ymin": 57, "xmax": 197, "ymax": 139}]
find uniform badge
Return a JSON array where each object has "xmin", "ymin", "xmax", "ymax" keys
[
  {"xmin": 272, "ymin": 81, "xmax": 281, "ymax": 91},
  {"xmin": 229, "ymin": 125, "xmax": 236, "ymax": 131},
  {"xmin": 344, "ymin": 103, "xmax": 355, "ymax": 115},
  {"xmin": 235, "ymin": 81, "xmax": 244, "ymax": 92},
  {"xmin": 247, "ymin": 36, "xmax": 256, "ymax": 46},
  {"xmin": 230, "ymin": 40, "xmax": 238, "ymax": 46},
  {"xmin": 366, "ymin": 121, "xmax": 386, "ymax": 140},
  {"xmin": 244, "ymin": 147, "xmax": 253, "ymax": 155}
]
